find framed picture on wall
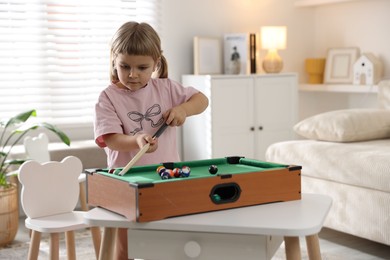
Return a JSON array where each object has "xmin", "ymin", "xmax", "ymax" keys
[
  {"xmin": 324, "ymin": 47, "xmax": 360, "ymax": 84},
  {"xmin": 193, "ymin": 37, "xmax": 222, "ymax": 75}
]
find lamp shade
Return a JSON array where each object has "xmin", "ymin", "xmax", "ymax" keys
[{"xmin": 261, "ymin": 26, "xmax": 287, "ymax": 50}]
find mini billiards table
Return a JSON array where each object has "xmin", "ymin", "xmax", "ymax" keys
[{"xmin": 86, "ymin": 156, "xmax": 301, "ymax": 222}]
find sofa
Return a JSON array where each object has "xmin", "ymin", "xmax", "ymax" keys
[{"xmin": 266, "ymin": 80, "xmax": 390, "ymax": 246}]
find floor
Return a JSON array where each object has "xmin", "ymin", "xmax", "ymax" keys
[
  {"xmin": 313, "ymin": 228, "xmax": 390, "ymax": 259},
  {"xmin": 11, "ymin": 217, "xmax": 390, "ymax": 259}
]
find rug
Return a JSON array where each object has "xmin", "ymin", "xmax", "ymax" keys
[{"xmin": 0, "ymin": 229, "xmax": 96, "ymax": 260}]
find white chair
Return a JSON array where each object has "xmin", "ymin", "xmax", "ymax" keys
[
  {"xmin": 18, "ymin": 156, "xmax": 100, "ymax": 260},
  {"xmin": 23, "ymin": 133, "xmax": 88, "ymax": 211}
]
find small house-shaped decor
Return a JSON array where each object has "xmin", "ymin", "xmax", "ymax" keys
[{"xmin": 353, "ymin": 53, "xmax": 383, "ymax": 85}]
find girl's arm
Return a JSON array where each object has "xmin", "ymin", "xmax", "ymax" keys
[
  {"xmin": 164, "ymin": 92, "xmax": 209, "ymax": 126},
  {"xmin": 103, "ymin": 133, "xmax": 157, "ymax": 153}
]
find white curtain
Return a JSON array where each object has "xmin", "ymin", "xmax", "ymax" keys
[{"xmin": 0, "ymin": 0, "xmax": 161, "ymax": 126}]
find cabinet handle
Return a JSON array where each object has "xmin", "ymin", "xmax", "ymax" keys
[
  {"xmin": 258, "ymin": 126, "xmax": 263, "ymax": 131},
  {"xmin": 250, "ymin": 127, "xmax": 255, "ymax": 131}
]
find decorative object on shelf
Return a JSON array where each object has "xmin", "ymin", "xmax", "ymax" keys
[
  {"xmin": 353, "ymin": 53, "xmax": 383, "ymax": 85},
  {"xmin": 249, "ymin": 33, "xmax": 258, "ymax": 74},
  {"xmin": 305, "ymin": 58, "xmax": 326, "ymax": 84},
  {"xmin": 193, "ymin": 36, "xmax": 222, "ymax": 75},
  {"xmin": 260, "ymin": 26, "xmax": 287, "ymax": 73},
  {"xmin": 223, "ymin": 33, "xmax": 257, "ymax": 75},
  {"xmin": 324, "ymin": 47, "xmax": 360, "ymax": 84}
]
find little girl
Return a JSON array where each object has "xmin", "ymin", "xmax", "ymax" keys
[{"xmin": 94, "ymin": 21, "xmax": 208, "ymax": 259}]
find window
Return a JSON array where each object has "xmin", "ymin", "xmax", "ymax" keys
[{"xmin": 0, "ymin": 0, "xmax": 161, "ymax": 132}]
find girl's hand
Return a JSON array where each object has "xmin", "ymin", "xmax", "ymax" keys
[
  {"xmin": 163, "ymin": 92, "xmax": 209, "ymax": 127},
  {"xmin": 163, "ymin": 106, "xmax": 187, "ymax": 126},
  {"xmin": 136, "ymin": 133, "xmax": 158, "ymax": 153}
]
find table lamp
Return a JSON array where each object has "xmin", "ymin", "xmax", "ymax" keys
[{"xmin": 261, "ymin": 26, "xmax": 287, "ymax": 73}]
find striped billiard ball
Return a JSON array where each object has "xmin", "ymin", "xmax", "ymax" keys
[
  {"xmin": 160, "ymin": 170, "xmax": 171, "ymax": 179},
  {"xmin": 181, "ymin": 166, "xmax": 191, "ymax": 177},
  {"xmin": 172, "ymin": 168, "xmax": 181, "ymax": 178}
]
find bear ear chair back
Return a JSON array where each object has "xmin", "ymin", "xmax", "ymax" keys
[
  {"xmin": 23, "ymin": 133, "xmax": 51, "ymax": 164},
  {"xmin": 18, "ymin": 156, "xmax": 101, "ymax": 259},
  {"xmin": 18, "ymin": 155, "xmax": 82, "ymax": 218}
]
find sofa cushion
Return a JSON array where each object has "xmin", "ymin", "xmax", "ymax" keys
[
  {"xmin": 378, "ymin": 80, "xmax": 390, "ymax": 109},
  {"xmin": 266, "ymin": 139, "xmax": 390, "ymax": 193},
  {"xmin": 293, "ymin": 109, "xmax": 390, "ymax": 142}
]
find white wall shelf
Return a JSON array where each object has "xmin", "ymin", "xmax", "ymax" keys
[
  {"xmin": 294, "ymin": 0, "xmax": 362, "ymax": 7},
  {"xmin": 299, "ymin": 84, "xmax": 378, "ymax": 93}
]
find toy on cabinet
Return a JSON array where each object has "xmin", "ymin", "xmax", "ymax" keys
[{"xmin": 353, "ymin": 53, "xmax": 383, "ymax": 85}]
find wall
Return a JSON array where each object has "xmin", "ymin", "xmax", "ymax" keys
[
  {"xmin": 299, "ymin": 0, "xmax": 389, "ymax": 118},
  {"xmin": 161, "ymin": 0, "xmax": 315, "ymax": 82},
  {"xmin": 313, "ymin": 0, "xmax": 390, "ymax": 78},
  {"xmin": 159, "ymin": 0, "xmax": 390, "ymax": 152},
  {"xmin": 52, "ymin": 0, "xmax": 390, "ymax": 142},
  {"xmin": 161, "ymin": 0, "xmax": 390, "ymax": 83}
]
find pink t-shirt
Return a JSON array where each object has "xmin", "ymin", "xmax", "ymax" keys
[{"xmin": 94, "ymin": 78, "xmax": 199, "ymax": 168}]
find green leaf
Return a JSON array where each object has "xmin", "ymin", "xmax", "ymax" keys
[
  {"xmin": 4, "ymin": 159, "xmax": 25, "ymax": 166},
  {"xmin": 13, "ymin": 122, "xmax": 70, "ymax": 146},
  {"xmin": 40, "ymin": 122, "xmax": 71, "ymax": 146},
  {"xmin": 0, "ymin": 174, "xmax": 10, "ymax": 188},
  {"xmin": 3, "ymin": 110, "xmax": 36, "ymax": 128},
  {"xmin": 0, "ymin": 110, "xmax": 71, "ymax": 188}
]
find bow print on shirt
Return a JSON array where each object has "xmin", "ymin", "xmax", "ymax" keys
[{"xmin": 127, "ymin": 104, "xmax": 164, "ymax": 135}]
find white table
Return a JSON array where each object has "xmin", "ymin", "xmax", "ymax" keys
[{"xmin": 84, "ymin": 193, "xmax": 332, "ymax": 260}]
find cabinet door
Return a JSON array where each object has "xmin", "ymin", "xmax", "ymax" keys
[
  {"xmin": 211, "ymin": 78, "xmax": 255, "ymax": 158},
  {"xmin": 254, "ymin": 76, "xmax": 297, "ymax": 160}
]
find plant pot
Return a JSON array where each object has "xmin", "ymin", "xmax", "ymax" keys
[{"xmin": 0, "ymin": 183, "xmax": 19, "ymax": 247}]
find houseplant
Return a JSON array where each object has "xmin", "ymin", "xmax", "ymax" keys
[{"xmin": 0, "ymin": 109, "xmax": 70, "ymax": 246}]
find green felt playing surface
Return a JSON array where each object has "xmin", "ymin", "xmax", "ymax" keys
[{"xmin": 96, "ymin": 157, "xmax": 287, "ymax": 185}]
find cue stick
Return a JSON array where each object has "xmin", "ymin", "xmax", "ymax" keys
[{"xmin": 118, "ymin": 123, "xmax": 169, "ymax": 176}]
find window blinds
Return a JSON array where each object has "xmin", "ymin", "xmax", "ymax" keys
[{"xmin": 0, "ymin": 0, "xmax": 160, "ymax": 126}]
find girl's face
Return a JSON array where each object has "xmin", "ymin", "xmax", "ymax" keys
[{"xmin": 115, "ymin": 54, "xmax": 158, "ymax": 91}]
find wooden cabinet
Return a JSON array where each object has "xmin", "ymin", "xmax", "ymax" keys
[{"xmin": 182, "ymin": 74, "xmax": 298, "ymax": 161}]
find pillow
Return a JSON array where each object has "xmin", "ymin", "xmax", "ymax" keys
[
  {"xmin": 293, "ymin": 109, "xmax": 390, "ymax": 142},
  {"xmin": 378, "ymin": 80, "xmax": 390, "ymax": 109}
]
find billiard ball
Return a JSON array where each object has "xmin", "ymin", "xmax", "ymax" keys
[
  {"xmin": 212, "ymin": 194, "xmax": 222, "ymax": 202},
  {"xmin": 157, "ymin": 167, "xmax": 167, "ymax": 176},
  {"xmin": 156, "ymin": 166, "xmax": 165, "ymax": 174},
  {"xmin": 181, "ymin": 166, "xmax": 191, "ymax": 177},
  {"xmin": 172, "ymin": 168, "xmax": 181, "ymax": 178},
  {"xmin": 160, "ymin": 170, "xmax": 171, "ymax": 179},
  {"xmin": 108, "ymin": 168, "xmax": 115, "ymax": 174},
  {"xmin": 166, "ymin": 169, "xmax": 175, "ymax": 178},
  {"xmin": 208, "ymin": 165, "xmax": 218, "ymax": 175}
]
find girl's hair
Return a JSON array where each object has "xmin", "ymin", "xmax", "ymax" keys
[{"xmin": 109, "ymin": 21, "xmax": 168, "ymax": 81}]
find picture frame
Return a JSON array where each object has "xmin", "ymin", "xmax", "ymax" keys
[
  {"xmin": 324, "ymin": 47, "xmax": 360, "ymax": 84},
  {"xmin": 193, "ymin": 37, "xmax": 222, "ymax": 75},
  {"xmin": 223, "ymin": 33, "xmax": 250, "ymax": 75}
]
